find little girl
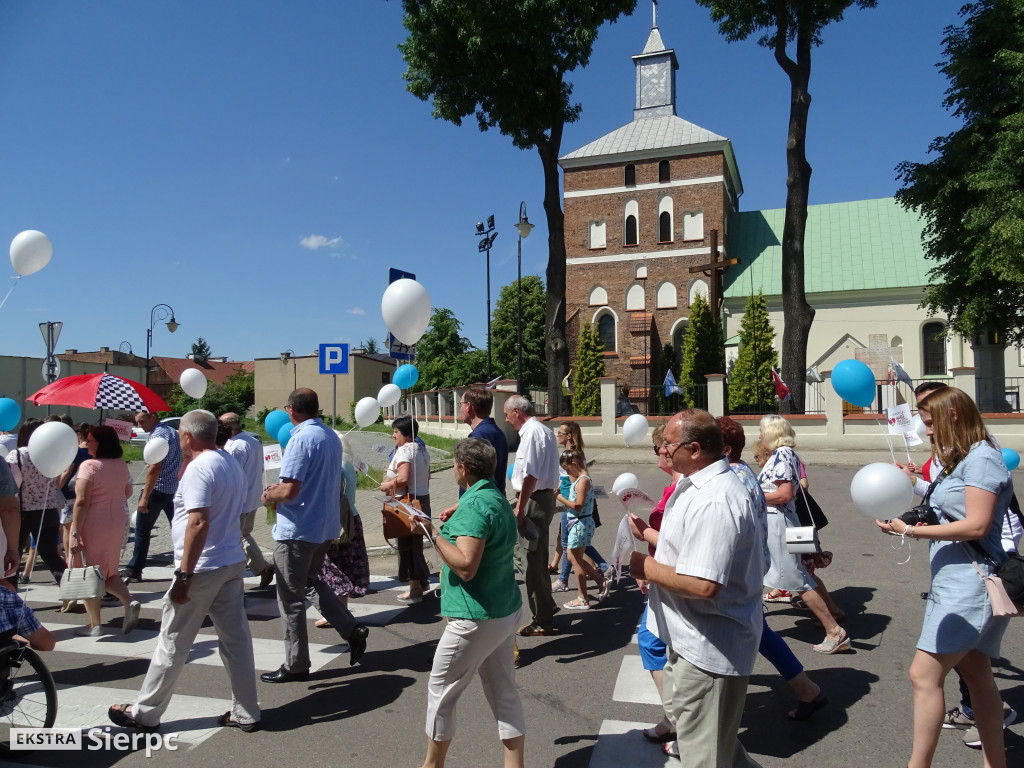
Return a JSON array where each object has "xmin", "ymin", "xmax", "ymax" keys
[{"xmin": 555, "ymin": 449, "xmax": 607, "ymax": 609}]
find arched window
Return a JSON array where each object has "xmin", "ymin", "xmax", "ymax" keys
[
  {"xmin": 588, "ymin": 286, "xmax": 608, "ymax": 306},
  {"xmin": 624, "ymin": 164, "xmax": 636, "ymax": 187},
  {"xmin": 624, "ymin": 199, "xmax": 639, "ymax": 246},
  {"xmin": 673, "ymin": 321, "xmax": 687, "ymax": 355},
  {"xmin": 657, "ymin": 281, "xmax": 677, "ymax": 309},
  {"xmin": 658, "ymin": 196, "xmax": 673, "ymax": 243},
  {"xmin": 659, "ymin": 160, "xmax": 670, "ymax": 183},
  {"xmin": 596, "ymin": 311, "xmax": 617, "ymax": 352},
  {"xmin": 922, "ymin": 322, "xmax": 947, "ymax": 376},
  {"xmin": 626, "ymin": 283, "xmax": 646, "ymax": 311},
  {"xmin": 891, "ymin": 336, "xmax": 903, "ymax": 348},
  {"xmin": 688, "ymin": 279, "xmax": 708, "ymax": 306},
  {"xmin": 588, "ymin": 220, "xmax": 606, "ymax": 249},
  {"xmin": 683, "ymin": 210, "xmax": 704, "ymax": 241}
]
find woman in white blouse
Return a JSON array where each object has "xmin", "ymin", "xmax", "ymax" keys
[{"xmin": 380, "ymin": 415, "xmax": 431, "ymax": 603}]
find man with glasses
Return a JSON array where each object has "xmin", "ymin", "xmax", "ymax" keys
[{"xmin": 630, "ymin": 410, "xmax": 764, "ymax": 766}]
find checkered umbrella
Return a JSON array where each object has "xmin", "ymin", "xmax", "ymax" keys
[{"xmin": 27, "ymin": 373, "xmax": 170, "ymax": 413}]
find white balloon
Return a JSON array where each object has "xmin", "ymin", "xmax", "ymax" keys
[
  {"xmin": 180, "ymin": 368, "xmax": 208, "ymax": 399},
  {"xmin": 27, "ymin": 421, "xmax": 78, "ymax": 479},
  {"xmin": 10, "ymin": 230, "xmax": 52, "ymax": 277},
  {"xmin": 381, "ymin": 278, "xmax": 431, "ymax": 346},
  {"xmin": 912, "ymin": 414, "xmax": 928, "ymax": 440},
  {"xmin": 612, "ymin": 472, "xmax": 639, "ymax": 495},
  {"xmin": 850, "ymin": 462, "xmax": 915, "ymax": 520},
  {"xmin": 377, "ymin": 383, "xmax": 401, "ymax": 408},
  {"xmin": 143, "ymin": 436, "xmax": 170, "ymax": 465},
  {"xmin": 622, "ymin": 413, "xmax": 650, "ymax": 447},
  {"xmin": 354, "ymin": 396, "xmax": 380, "ymax": 429}
]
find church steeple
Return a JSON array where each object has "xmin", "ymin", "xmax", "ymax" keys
[{"xmin": 632, "ymin": 1, "xmax": 678, "ymax": 120}]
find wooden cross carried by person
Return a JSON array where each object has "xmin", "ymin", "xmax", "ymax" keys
[{"xmin": 688, "ymin": 229, "xmax": 738, "ymax": 324}]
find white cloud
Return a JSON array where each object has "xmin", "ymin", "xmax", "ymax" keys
[
  {"xmin": 346, "ymin": 307, "xmax": 365, "ymax": 316},
  {"xmin": 300, "ymin": 234, "xmax": 343, "ymax": 251}
]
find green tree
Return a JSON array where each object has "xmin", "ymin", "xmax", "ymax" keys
[
  {"xmin": 728, "ymin": 292, "xmax": 780, "ymax": 412},
  {"xmin": 572, "ymin": 323, "xmax": 605, "ymax": 416},
  {"xmin": 896, "ymin": 0, "xmax": 1024, "ymax": 384},
  {"xmin": 399, "ymin": 0, "xmax": 638, "ymax": 415},
  {"xmin": 412, "ymin": 307, "xmax": 481, "ymax": 391},
  {"xmin": 222, "ymin": 367, "xmax": 255, "ymax": 413},
  {"xmin": 190, "ymin": 336, "xmax": 211, "ymax": 364},
  {"xmin": 491, "ymin": 275, "xmax": 547, "ymax": 392},
  {"xmin": 696, "ymin": 0, "xmax": 877, "ymax": 412},
  {"xmin": 361, "ymin": 337, "xmax": 380, "ymax": 354},
  {"xmin": 678, "ymin": 294, "xmax": 724, "ymax": 409}
]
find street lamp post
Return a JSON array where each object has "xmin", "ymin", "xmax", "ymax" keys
[
  {"xmin": 145, "ymin": 303, "xmax": 179, "ymax": 387},
  {"xmin": 514, "ymin": 203, "xmax": 534, "ymax": 395},
  {"xmin": 475, "ymin": 216, "xmax": 498, "ymax": 377}
]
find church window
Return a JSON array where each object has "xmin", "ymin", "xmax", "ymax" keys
[
  {"xmin": 596, "ymin": 311, "xmax": 617, "ymax": 352},
  {"xmin": 657, "ymin": 281, "xmax": 677, "ymax": 309},
  {"xmin": 658, "ymin": 196, "xmax": 673, "ymax": 243},
  {"xmin": 659, "ymin": 160, "xmax": 670, "ymax": 183},
  {"xmin": 890, "ymin": 336, "xmax": 903, "ymax": 348},
  {"xmin": 589, "ymin": 220, "xmax": 606, "ymax": 249},
  {"xmin": 589, "ymin": 286, "xmax": 608, "ymax": 306},
  {"xmin": 673, "ymin": 321, "xmax": 687, "ymax": 355},
  {"xmin": 626, "ymin": 283, "xmax": 646, "ymax": 311},
  {"xmin": 688, "ymin": 279, "xmax": 708, "ymax": 306},
  {"xmin": 922, "ymin": 322, "xmax": 947, "ymax": 376},
  {"xmin": 625, "ymin": 164, "xmax": 636, "ymax": 187},
  {"xmin": 624, "ymin": 200, "xmax": 639, "ymax": 246},
  {"xmin": 683, "ymin": 210, "xmax": 704, "ymax": 241}
]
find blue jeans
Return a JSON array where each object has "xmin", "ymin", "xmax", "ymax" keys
[
  {"xmin": 125, "ymin": 489, "xmax": 174, "ymax": 576},
  {"xmin": 558, "ymin": 508, "xmax": 608, "ymax": 583}
]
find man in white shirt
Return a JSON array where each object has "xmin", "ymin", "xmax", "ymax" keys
[
  {"xmin": 220, "ymin": 412, "xmax": 274, "ymax": 588},
  {"xmin": 108, "ymin": 409, "xmax": 260, "ymax": 733},
  {"xmin": 630, "ymin": 410, "xmax": 763, "ymax": 767},
  {"xmin": 504, "ymin": 395, "xmax": 560, "ymax": 636}
]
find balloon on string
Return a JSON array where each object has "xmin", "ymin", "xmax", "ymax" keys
[
  {"xmin": 264, "ymin": 409, "xmax": 290, "ymax": 436},
  {"xmin": 622, "ymin": 413, "xmax": 649, "ymax": 446},
  {"xmin": 831, "ymin": 359, "xmax": 877, "ymax": 408},
  {"xmin": 10, "ymin": 230, "xmax": 52, "ymax": 277},
  {"xmin": 354, "ymin": 397, "xmax": 380, "ymax": 429},
  {"xmin": 180, "ymin": 368, "xmax": 208, "ymax": 399},
  {"xmin": 850, "ymin": 462, "xmax": 915, "ymax": 519},
  {"xmin": 507, "ymin": 465, "xmax": 514, "ymax": 481},
  {"xmin": 393, "ymin": 364, "xmax": 419, "ymax": 390},
  {"xmin": 377, "ymin": 383, "xmax": 401, "ymax": 408},
  {"xmin": 1002, "ymin": 448, "xmax": 1020, "ymax": 472},
  {"xmin": 381, "ymin": 278, "xmax": 431, "ymax": 345},
  {"xmin": 612, "ymin": 472, "xmax": 639, "ymax": 495},
  {"xmin": 0, "ymin": 397, "xmax": 20, "ymax": 431},
  {"xmin": 278, "ymin": 422, "xmax": 294, "ymax": 449},
  {"xmin": 143, "ymin": 436, "xmax": 169, "ymax": 465},
  {"xmin": 27, "ymin": 421, "xmax": 78, "ymax": 478}
]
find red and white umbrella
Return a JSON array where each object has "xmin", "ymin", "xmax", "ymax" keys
[{"xmin": 27, "ymin": 373, "xmax": 170, "ymax": 413}]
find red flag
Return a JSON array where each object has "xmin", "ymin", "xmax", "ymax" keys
[{"xmin": 771, "ymin": 367, "xmax": 791, "ymax": 402}]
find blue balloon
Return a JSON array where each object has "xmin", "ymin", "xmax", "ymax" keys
[
  {"xmin": 1002, "ymin": 448, "xmax": 1020, "ymax": 472},
  {"xmin": 265, "ymin": 409, "xmax": 290, "ymax": 437},
  {"xmin": 393, "ymin": 364, "xmax": 420, "ymax": 390},
  {"xmin": 0, "ymin": 398, "xmax": 20, "ymax": 432},
  {"xmin": 278, "ymin": 422, "xmax": 293, "ymax": 449},
  {"xmin": 507, "ymin": 465, "xmax": 514, "ymax": 481},
  {"xmin": 831, "ymin": 359, "xmax": 877, "ymax": 408}
]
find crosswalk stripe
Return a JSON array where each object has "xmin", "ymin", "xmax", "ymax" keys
[
  {"xmin": 588, "ymin": 719, "xmax": 675, "ymax": 768},
  {"xmin": 611, "ymin": 654, "xmax": 661, "ymax": 706}
]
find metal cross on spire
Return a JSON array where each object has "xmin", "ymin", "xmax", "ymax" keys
[{"xmin": 653, "ymin": 0, "xmax": 658, "ymax": 28}]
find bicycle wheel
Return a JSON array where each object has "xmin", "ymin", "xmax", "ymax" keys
[{"xmin": 0, "ymin": 646, "xmax": 58, "ymax": 743}]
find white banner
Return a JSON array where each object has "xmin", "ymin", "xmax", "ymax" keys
[
  {"xmin": 263, "ymin": 444, "xmax": 283, "ymax": 470},
  {"xmin": 886, "ymin": 403, "xmax": 913, "ymax": 434},
  {"xmin": 104, "ymin": 417, "xmax": 134, "ymax": 442}
]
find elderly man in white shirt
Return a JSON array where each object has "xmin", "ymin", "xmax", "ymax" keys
[
  {"xmin": 504, "ymin": 395, "xmax": 560, "ymax": 637},
  {"xmin": 630, "ymin": 409, "xmax": 764, "ymax": 767}
]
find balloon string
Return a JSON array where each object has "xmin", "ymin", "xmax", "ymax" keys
[
  {"xmin": 873, "ymin": 413, "xmax": 896, "ymax": 462},
  {"xmin": 0, "ymin": 277, "xmax": 21, "ymax": 312},
  {"xmin": 891, "ymin": 530, "xmax": 913, "ymax": 565}
]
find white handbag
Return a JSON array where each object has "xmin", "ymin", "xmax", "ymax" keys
[
  {"xmin": 59, "ymin": 551, "xmax": 105, "ymax": 601},
  {"xmin": 786, "ymin": 525, "xmax": 821, "ymax": 554}
]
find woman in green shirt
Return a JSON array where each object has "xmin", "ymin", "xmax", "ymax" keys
[{"xmin": 419, "ymin": 438, "xmax": 525, "ymax": 768}]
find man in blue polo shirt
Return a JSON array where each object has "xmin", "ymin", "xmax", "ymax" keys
[
  {"xmin": 260, "ymin": 388, "xmax": 368, "ymax": 682},
  {"xmin": 462, "ymin": 387, "xmax": 507, "ymax": 494}
]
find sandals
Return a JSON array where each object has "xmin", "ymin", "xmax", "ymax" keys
[
  {"xmin": 763, "ymin": 589, "xmax": 795, "ymax": 603},
  {"xmin": 108, "ymin": 703, "xmax": 158, "ymax": 731},
  {"xmin": 217, "ymin": 710, "xmax": 261, "ymax": 732},
  {"xmin": 563, "ymin": 598, "xmax": 590, "ymax": 610},
  {"xmin": 641, "ymin": 725, "xmax": 676, "ymax": 743},
  {"xmin": 662, "ymin": 740, "xmax": 680, "ymax": 759},
  {"xmin": 314, "ymin": 619, "xmax": 331, "ymax": 629},
  {"xmin": 596, "ymin": 578, "xmax": 611, "ymax": 600},
  {"xmin": 788, "ymin": 693, "xmax": 829, "ymax": 721},
  {"xmin": 813, "ymin": 629, "xmax": 852, "ymax": 655},
  {"xmin": 516, "ymin": 622, "xmax": 556, "ymax": 637}
]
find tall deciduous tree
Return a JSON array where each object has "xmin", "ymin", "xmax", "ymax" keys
[
  {"xmin": 573, "ymin": 323, "xmax": 605, "ymax": 416},
  {"xmin": 896, "ymin": 0, "xmax": 1024, "ymax": 353},
  {"xmin": 695, "ymin": 0, "xmax": 877, "ymax": 412},
  {"xmin": 728, "ymin": 291, "xmax": 779, "ymax": 411},
  {"xmin": 399, "ymin": 0, "xmax": 638, "ymax": 415},
  {"xmin": 678, "ymin": 294, "xmax": 724, "ymax": 409},
  {"xmin": 491, "ymin": 275, "xmax": 548, "ymax": 392},
  {"xmin": 412, "ymin": 308, "xmax": 487, "ymax": 391}
]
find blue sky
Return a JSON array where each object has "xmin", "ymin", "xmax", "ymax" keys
[{"xmin": 1, "ymin": 0, "xmax": 965, "ymax": 366}]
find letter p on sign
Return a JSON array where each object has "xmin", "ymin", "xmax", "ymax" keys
[{"xmin": 318, "ymin": 344, "xmax": 349, "ymax": 375}]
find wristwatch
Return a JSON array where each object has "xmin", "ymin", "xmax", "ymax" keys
[{"xmin": 173, "ymin": 569, "xmax": 194, "ymax": 582}]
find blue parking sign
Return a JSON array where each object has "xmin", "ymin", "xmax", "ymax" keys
[{"xmin": 319, "ymin": 343, "xmax": 349, "ymax": 374}]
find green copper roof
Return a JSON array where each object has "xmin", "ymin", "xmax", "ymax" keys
[{"xmin": 723, "ymin": 198, "xmax": 929, "ymax": 298}]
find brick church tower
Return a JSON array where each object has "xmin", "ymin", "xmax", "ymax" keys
[{"xmin": 559, "ymin": 10, "xmax": 742, "ymax": 412}]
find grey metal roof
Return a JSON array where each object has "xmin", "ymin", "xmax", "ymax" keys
[
  {"xmin": 560, "ymin": 114, "xmax": 727, "ymax": 162},
  {"xmin": 642, "ymin": 26, "xmax": 666, "ymax": 54}
]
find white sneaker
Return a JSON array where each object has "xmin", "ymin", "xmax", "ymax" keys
[
  {"xmin": 123, "ymin": 601, "xmax": 142, "ymax": 635},
  {"xmin": 74, "ymin": 625, "xmax": 102, "ymax": 638},
  {"xmin": 961, "ymin": 704, "xmax": 1017, "ymax": 748}
]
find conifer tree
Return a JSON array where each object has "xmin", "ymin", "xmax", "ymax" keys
[
  {"xmin": 678, "ymin": 294, "xmax": 724, "ymax": 409},
  {"xmin": 573, "ymin": 323, "xmax": 605, "ymax": 416},
  {"xmin": 728, "ymin": 291, "xmax": 780, "ymax": 412}
]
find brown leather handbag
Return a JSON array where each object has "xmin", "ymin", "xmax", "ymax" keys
[{"xmin": 382, "ymin": 495, "xmax": 426, "ymax": 540}]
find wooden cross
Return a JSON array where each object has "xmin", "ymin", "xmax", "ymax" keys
[{"xmin": 688, "ymin": 229, "xmax": 738, "ymax": 324}]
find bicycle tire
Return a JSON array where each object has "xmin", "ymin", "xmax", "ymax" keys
[{"xmin": 0, "ymin": 645, "xmax": 58, "ymax": 745}]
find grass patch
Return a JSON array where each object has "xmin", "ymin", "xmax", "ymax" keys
[{"xmin": 122, "ymin": 443, "xmax": 143, "ymax": 462}]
